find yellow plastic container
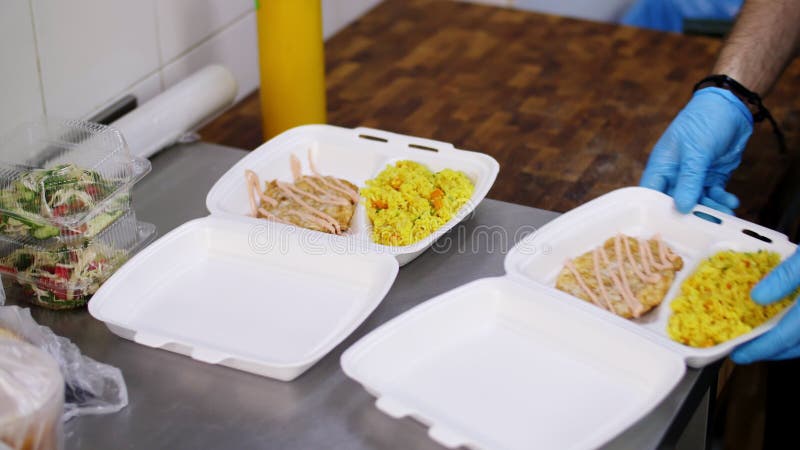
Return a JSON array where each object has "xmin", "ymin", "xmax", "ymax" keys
[{"xmin": 256, "ymin": 0, "xmax": 327, "ymax": 140}]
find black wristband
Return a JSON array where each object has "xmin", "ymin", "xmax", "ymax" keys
[{"xmin": 693, "ymin": 74, "xmax": 786, "ymax": 153}]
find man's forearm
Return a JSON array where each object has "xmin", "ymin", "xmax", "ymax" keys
[{"xmin": 713, "ymin": 0, "xmax": 800, "ymax": 96}]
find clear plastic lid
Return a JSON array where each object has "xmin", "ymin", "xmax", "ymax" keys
[
  {"xmin": 0, "ymin": 118, "xmax": 150, "ymax": 239},
  {"xmin": 0, "ymin": 209, "xmax": 156, "ymax": 310}
]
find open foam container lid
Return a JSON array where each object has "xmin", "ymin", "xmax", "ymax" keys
[
  {"xmin": 341, "ymin": 187, "xmax": 797, "ymax": 450},
  {"xmin": 205, "ymin": 124, "xmax": 499, "ymax": 266},
  {"xmin": 89, "ymin": 215, "xmax": 399, "ymax": 381}
]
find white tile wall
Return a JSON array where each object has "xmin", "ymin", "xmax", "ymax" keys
[
  {"xmin": 0, "ymin": 1, "xmax": 44, "ymax": 137},
  {"xmin": 162, "ymin": 12, "xmax": 259, "ymax": 104},
  {"xmin": 0, "ymin": 0, "xmax": 386, "ymax": 140},
  {"xmin": 156, "ymin": 0, "xmax": 253, "ymax": 63},
  {"xmin": 160, "ymin": 0, "xmax": 382, "ymax": 103},
  {"xmin": 471, "ymin": 0, "xmax": 637, "ymax": 22},
  {"xmin": 322, "ymin": 0, "xmax": 382, "ymax": 39},
  {"xmin": 86, "ymin": 72, "xmax": 163, "ymax": 120},
  {"xmin": 31, "ymin": 0, "xmax": 161, "ymax": 118}
]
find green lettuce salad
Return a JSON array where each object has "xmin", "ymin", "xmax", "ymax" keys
[
  {"xmin": 0, "ymin": 163, "xmax": 127, "ymax": 240},
  {"xmin": 0, "ymin": 242, "xmax": 128, "ymax": 309}
]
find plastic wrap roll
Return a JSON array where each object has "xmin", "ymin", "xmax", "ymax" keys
[
  {"xmin": 111, "ymin": 65, "xmax": 238, "ymax": 159},
  {"xmin": 0, "ymin": 337, "xmax": 64, "ymax": 450}
]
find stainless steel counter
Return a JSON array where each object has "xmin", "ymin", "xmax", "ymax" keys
[{"xmin": 10, "ymin": 142, "xmax": 714, "ymax": 449}]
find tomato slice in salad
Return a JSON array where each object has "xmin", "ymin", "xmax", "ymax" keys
[
  {"xmin": 54, "ymin": 265, "xmax": 71, "ymax": 279},
  {"xmin": 85, "ymin": 184, "xmax": 101, "ymax": 197},
  {"xmin": 52, "ymin": 205, "xmax": 69, "ymax": 217},
  {"xmin": 36, "ymin": 277, "xmax": 70, "ymax": 300},
  {"xmin": 88, "ymin": 258, "xmax": 107, "ymax": 271}
]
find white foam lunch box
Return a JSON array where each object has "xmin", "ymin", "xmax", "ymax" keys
[
  {"xmin": 89, "ymin": 216, "xmax": 399, "ymax": 381},
  {"xmin": 206, "ymin": 124, "xmax": 499, "ymax": 266},
  {"xmin": 341, "ymin": 187, "xmax": 797, "ymax": 450}
]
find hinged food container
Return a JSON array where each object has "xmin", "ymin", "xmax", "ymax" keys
[
  {"xmin": 0, "ymin": 118, "xmax": 150, "ymax": 241},
  {"xmin": 0, "ymin": 209, "xmax": 156, "ymax": 310},
  {"xmin": 88, "ymin": 216, "xmax": 399, "ymax": 381},
  {"xmin": 341, "ymin": 187, "xmax": 797, "ymax": 450},
  {"xmin": 206, "ymin": 125, "xmax": 499, "ymax": 266}
]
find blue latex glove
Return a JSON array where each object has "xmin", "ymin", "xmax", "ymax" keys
[
  {"xmin": 640, "ymin": 87, "xmax": 753, "ymax": 215},
  {"xmin": 732, "ymin": 250, "xmax": 800, "ymax": 363},
  {"xmin": 621, "ymin": 0, "xmax": 743, "ymax": 33}
]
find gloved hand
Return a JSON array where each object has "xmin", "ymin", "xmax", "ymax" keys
[
  {"xmin": 640, "ymin": 87, "xmax": 753, "ymax": 215},
  {"xmin": 732, "ymin": 249, "xmax": 800, "ymax": 363}
]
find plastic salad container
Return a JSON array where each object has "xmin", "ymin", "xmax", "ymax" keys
[
  {"xmin": 0, "ymin": 210, "xmax": 156, "ymax": 310},
  {"xmin": 0, "ymin": 336, "xmax": 64, "ymax": 450},
  {"xmin": 0, "ymin": 118, "xmax": 150, "ymax": 241}
]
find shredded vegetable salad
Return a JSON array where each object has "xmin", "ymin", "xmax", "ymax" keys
[
  {"xmin": 0, "ymin": 242, "xmax": 127, "ymax": 309},
  {"xmin": 0, "ymin": 163, "xmax": 124, "ymax": 240}
]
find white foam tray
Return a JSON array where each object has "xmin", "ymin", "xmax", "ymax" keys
[
  {"xmin": 342, "ymin": 278, "xmax": 686, "ymax": 450},
  {"xmin": 89, "ymin": 216, "xmax": 399, "ymax": 381},
  {"xmin": 206, "ymin": 124, "xmax": 499, "ymax": 266},
  {"xmin": 342, "ymin": 187, "xmax": 796, "ymax": 449},
  {"xmin": 505, "ymin": 187, "xmax": 797, "ymax": 368}
]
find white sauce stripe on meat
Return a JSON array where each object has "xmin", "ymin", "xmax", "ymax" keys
[
  {"xmin": 244, "ymin": 153, "xmax": 360, "ymax": 234},
  {"xmin": 565, "ymin": 235, "xmax": 677, "ymax": 318},
  {"xmin": 613, "ymin": 235, "xmax": 645, "ymax": 317},
  {"xmin": 623, "ymin": 235, "xmax": 660, "ymax": 283},
  {"xmin": 590, "ymin": 250, "xmax": 613, "ymax": 311},
  {"xmin": 282, "ymin": 180, "xmax": 350, "ymax": 206},
  {"xmin": 276, "ymin": 181, "xmax": 342, "ymax": 234},
  {"xmin": 598, "ymin": 245, "xmax": 644, "ymax": 317},
  {"xmin": 306, "ymin": 149, "xmax": 359, "ymax": 203},
  {"xmin": 565, "ymin": 259, "xmax": 606, "ymax": 310}
]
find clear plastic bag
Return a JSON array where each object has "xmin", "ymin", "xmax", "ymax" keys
[
  {"xmin": 0, "ymin": 337, "xmax": 64, "ymax": 450},
  {"xmin": 0, "ymin": 305, "xmax": 128, "ymax": 421}
]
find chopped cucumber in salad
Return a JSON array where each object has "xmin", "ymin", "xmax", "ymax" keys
[
  {"xmin": 0, "ymin": 163, "xmax": 127, "ymax": 240},
  {"xmin": 0, "ymin": 242, "xmax": 127, "ymax": 309}
]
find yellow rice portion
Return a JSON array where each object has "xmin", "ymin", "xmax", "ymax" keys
[
  {"xmin": 668, "ymin": 250, "xmax": 795, "ymax": 348},
  {"xmin": 360, "ymin": 160, "xmax": 474, "ymax": 246}
]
